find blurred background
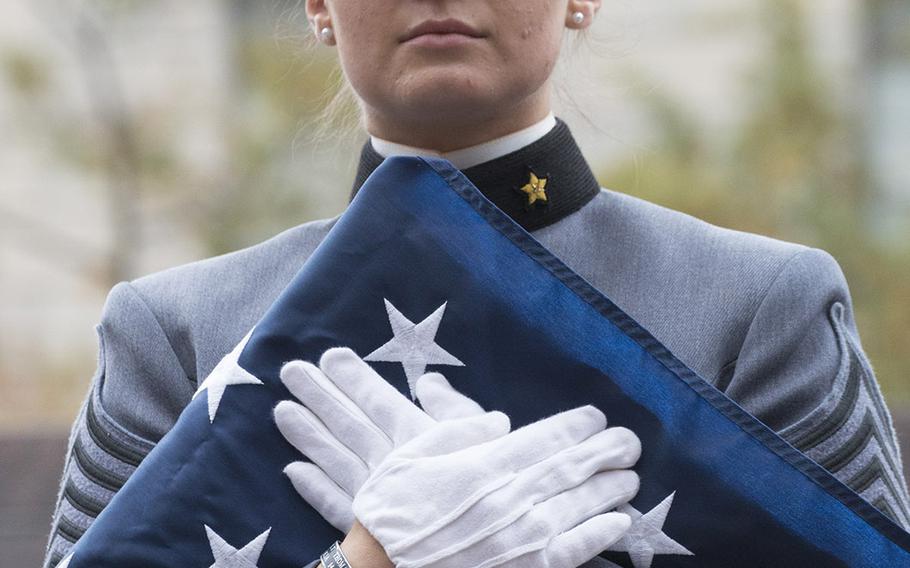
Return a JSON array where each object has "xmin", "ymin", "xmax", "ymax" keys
[{"xmin": 1, "ymin": 0, "xmax": 908, "ymax": 564}]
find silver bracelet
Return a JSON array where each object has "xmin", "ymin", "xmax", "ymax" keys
[{"xmin": 320, "ymin": 540, "xmax": 353, "ymax": 568}]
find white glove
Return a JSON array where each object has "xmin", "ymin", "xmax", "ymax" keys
[
  {"xmin": 352, "ymin": 406, "xmax": 641, "ymax": 568},
  {"xmin": 274, "ymin": 347, "xmax": 488, "ymax": 532}
]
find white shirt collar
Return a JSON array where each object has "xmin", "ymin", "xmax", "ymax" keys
[{"xmin": 369, "ymin": 112, "xmax": 557, "ymax": 170}]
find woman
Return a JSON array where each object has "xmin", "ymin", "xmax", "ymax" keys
[{"xmin": 44, "ymin": 0, "xmax": 910, "ymax": 567}]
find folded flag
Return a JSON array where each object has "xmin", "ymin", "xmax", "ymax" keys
[{"xmin": 63, "ymin": 156, "xmax": 910, "ymax": 567}]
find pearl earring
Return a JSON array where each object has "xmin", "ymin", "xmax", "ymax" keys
[
  {"xmin": 572, "ymin": 11, "xmax": 585, "ymax": 25},
  {"xmin": 319, "ymin": 26, "xmax": 334, "ymax": 44}
]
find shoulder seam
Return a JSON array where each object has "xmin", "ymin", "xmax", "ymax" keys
[
  {"xmin": 744, "ymin": 246, "xmax": 813, "ymax": 330},
  {"xmin": 122, "ymin": 280, "xmax": 193, "ymax": 383}
]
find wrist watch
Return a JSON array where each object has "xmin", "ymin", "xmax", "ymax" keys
[{"xmin": 320, "ymin": 540, "xmax": 354, "ymax": 568}]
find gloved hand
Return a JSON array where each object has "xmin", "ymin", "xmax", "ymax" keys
[
  {"xmin": 275, "ymin": 347, "xmax": 641, "ymax": 568},
  {"xmin": 352, "ymin": 406, "xmax": 641, "ymax": 568},
  {"xmin": 274, "ymin": 346, "xmax": 489, "ymax": 532}
]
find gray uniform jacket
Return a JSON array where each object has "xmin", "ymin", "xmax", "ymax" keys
[{"xmin": 44, "ymin": 187, "xmax": 910, "ymax": 567}]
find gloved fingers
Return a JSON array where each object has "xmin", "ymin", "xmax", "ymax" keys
[
  {"xmin": 598, "ymin": 426, "xmax": 642, "ymax": 469},
  {"xmin": 419, "ymin": 466, "xmax": 635, "ymax": 556},
  {"xmin": 273, "ymin": 400, "xmax": 369, "ymax": 496},
  {"xmin": 534, "ymin": 469, "xmax": 639, "ymax": 536},
  {"xmin": 489, "ymin": 472, "xmax": 637, "ymax": 568},
  {"xmin": 511, "ymin": 426, "xmax": 642, "ymax": 504},
  {"xmin": 392, "ymin": 410, "xmax": 511, "ymax": 461},
  {"xmin": 284, "ymin": 461, "xmax": 356, "ymax": 533},
  {"xmin": 545, "ymin": 511, "xmax": 632, "ymax": 568},
  {"xmin": 416, "ymin": 372, "xmax": 486, "ymax": 421},
  {"xmin": 480, "ymin": 405, "xmax": 607, "ymax": 473},
  {"xmin": 319, "ymin": 347, "xmax": 434, "ymax": 442},
  {"xmin": 280, "ymin": 360, "xmax": 393, "ymax": 467}
]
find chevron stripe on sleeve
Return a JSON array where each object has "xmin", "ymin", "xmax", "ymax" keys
[
  {"xmin": 780, "ymin": 301, "xmax": 910, "ymax": 530},
  {"xmin": 44, "ymin": 383, "xmax": 154, "ymax": 568}
]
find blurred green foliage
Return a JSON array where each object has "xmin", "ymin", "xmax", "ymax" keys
[
  {"xmin": 598, "ymin": 0, "xmax": 910, "ymax": 402},
  {"xmin": 1, "ymin": 47, "xmax": 49, "ymax": 96}
]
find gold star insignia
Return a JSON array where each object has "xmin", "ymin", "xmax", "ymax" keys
[{"xmin": 518, "ymin": 171, "xmax": 549, "ymax": 207}]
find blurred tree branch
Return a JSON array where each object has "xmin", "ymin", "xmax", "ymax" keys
[
  {"xmin": 71, "ymin": 6, "xmax": 142, "ymax": 286},
  {"xmin": 3, "ymin": 1, "xmax": 143, "ymax": 289}
]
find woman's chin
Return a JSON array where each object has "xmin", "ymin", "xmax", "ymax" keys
[{"xmin": 388, "ymin": 72, "xmax": 510, "ymax": 117}]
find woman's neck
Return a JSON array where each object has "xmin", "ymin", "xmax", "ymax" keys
[{"xmin": 369, "ymin": 112, "xmax": 556, "ymax": 170}]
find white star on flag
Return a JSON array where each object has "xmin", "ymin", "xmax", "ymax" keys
[
  {"xmin": 204, "ymin": 525, "xmax": 271, "ymax": 568},
  {"xmin": 193, "ymin": 327, "xmax": 263, "ymax": 423},
  {"xmin": 56, "ymin": 554, "xmax": 73, "ymax": 568},
  {"xmin": 365, "ymin": 298, "xmax": 464, "ymax": 399},
  {"xmin": 607, "ymin": 491, "xmax": 694, "ymax": 568}
]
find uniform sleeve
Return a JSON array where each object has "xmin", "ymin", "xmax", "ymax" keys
[
  {"xmin": 724, "ymin": 247, "xmax": 910, "ymax": 529},
  {"xmin": 43, "ymin": 281, "xmax": 194, "ymax": 568}
]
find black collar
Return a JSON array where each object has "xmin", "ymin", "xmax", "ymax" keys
[{"xmin": 349, "ymin": 117, "xmax": 601, "ymax": 232}]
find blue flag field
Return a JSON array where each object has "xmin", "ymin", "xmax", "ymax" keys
[{"xmin": 63, "ymin": 156, "xmax": 910, "ymax": 567}]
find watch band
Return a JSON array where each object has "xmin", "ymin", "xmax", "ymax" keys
[{"xmin": 320, "ymin": 540, "xmax": 353, "ymax": 568}]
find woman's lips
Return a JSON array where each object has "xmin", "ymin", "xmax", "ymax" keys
[
  {"xmin": 405, "ymin": 33, "xmax": 481, "ymax": 48},
  {"xmin": 400, "ymin": 18, "xmax": 485, "ymax": 47}
]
